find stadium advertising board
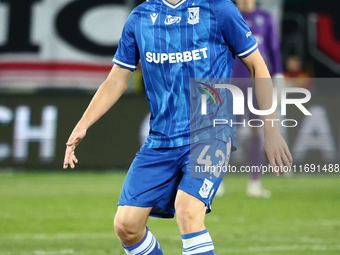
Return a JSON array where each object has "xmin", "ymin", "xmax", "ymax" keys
[
  {"xmin": 0, "ymin": 94, "xmax": 150, "ymax": 169},
  {"xmin": 0, "ymin": 0, "xmax": 129, "ymax": 89},
  {"xmin": 0, "ymin": 84, "xmax": 339, "ymax": 170}
]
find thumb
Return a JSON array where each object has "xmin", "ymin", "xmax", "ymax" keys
[
  {"xmin": 66, "ymin": 137, "xmax": 77, "ymax": 146},
  {"xmin": 67, "ymin": 137, "xmax": 83, "ymax": 147}
]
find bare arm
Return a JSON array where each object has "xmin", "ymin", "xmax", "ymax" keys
[
  {"xmin": 63, "ymin": 65, "xmax": 133, "ymax": 169},
  {"xmin": 241, "ymin": 49, "xmax": 293, "ymax": 175},
  {"xmin": 241, "ymin": 49, "xmax": 277, "ymax": 128}
]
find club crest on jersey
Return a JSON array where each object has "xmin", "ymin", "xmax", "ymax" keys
[
  {"xmin": 164, "ymin": 15, "xmax": 181, "ymax": 25},
  {"xmin": 199, "ymin": 178, "xmax": 214, "ymax": 198},
  {"xmin": 188, "ymin": 7, "xmax": 200, "ymax": 25}
]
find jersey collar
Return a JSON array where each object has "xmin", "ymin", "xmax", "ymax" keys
[{"xmin": 162, "ymin": 0, "xmax": 187, "ymax": 9}]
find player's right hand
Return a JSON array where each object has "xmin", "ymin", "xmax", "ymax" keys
[{"xmin": 63, "ymin": 127, "xmax": 87, "ymax": 169}]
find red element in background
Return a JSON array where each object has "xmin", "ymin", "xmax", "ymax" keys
[
  {"xmin": 0, "ymin": 62, "xmax": 112, "ymax": 72},
  {"xmin": 317, "ymin": 14, "xmax": 340, "ymax": 63}
]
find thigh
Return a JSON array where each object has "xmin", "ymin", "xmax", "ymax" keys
[{"xmin": 118, "ymin": 147, "xmax": 181, "ymax": 218}]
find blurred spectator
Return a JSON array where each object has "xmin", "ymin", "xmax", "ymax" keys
[{"xmin": 284, "ymin": 55, "xmax": 313, "ymax": 90}]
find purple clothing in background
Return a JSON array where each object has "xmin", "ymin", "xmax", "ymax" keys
[{"xmin": 232, "ymin": 8, "xmax": 283, "ymax": 79}]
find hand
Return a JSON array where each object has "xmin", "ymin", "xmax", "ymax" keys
[
  {"xmin": 263, "ymin": 130, "xmax": 293, "ymax": 176},
  {"xmin": 63, "ymin": 126, "xmax": 87, "ymax": 169}
]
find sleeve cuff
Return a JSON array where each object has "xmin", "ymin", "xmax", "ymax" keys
[
  {"xmin": 112, "ymin": 59, "xmax": 137, "ymax": 70},
  {"xmin": 237, "ymin": 43, "xmax": 258, "ymax": 58}
]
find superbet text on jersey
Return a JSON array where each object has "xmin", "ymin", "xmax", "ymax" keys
[{"xmin": 113, "ymin": 0, "xmax": 258, "ymax": 149}]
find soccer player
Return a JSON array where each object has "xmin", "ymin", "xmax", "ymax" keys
[
  {"xmin": 217, "ymin": 0, "xmax": 284, "ymax": 198},
  {"xmin": 63, "ymin": 0, "xmax": 292, "ymax": 254}
]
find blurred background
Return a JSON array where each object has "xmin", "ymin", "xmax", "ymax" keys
[
  {"xmin": 0, "ymin": 0, "xmax": 339, "ymax": 254},
  {"xmin": 0, "ymin": 0, "xmax": 339, "ymax": 169}
]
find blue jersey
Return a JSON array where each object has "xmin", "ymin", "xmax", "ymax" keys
[{"xmin": 113, "ymin": 0, "xmax": 257, "ymax": 148}]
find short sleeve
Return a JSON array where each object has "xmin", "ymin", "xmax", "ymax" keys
[
  {"xmin": 112, "ymin": 11, "xmax": 140, "ymax": 70},
  {"xmin": 212, "ymin": 0, "xmax": 258, "ymax": 58}
]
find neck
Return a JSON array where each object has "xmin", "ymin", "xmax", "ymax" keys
[
  {"xmin": 167, "ymin": 0, "xmax": 181, "ymax": 4},
  {"xmin": 237, "ymin": 3, "xmax": 256, "ymax": 13}
]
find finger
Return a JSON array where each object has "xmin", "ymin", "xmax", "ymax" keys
[
  {"xmin": 69, "ymin": 159, "xmax": 75, "ymax": 169},
  {"xmin": 283, "ymin": 146, "xmax": 293, "ymax": 172},
  {"xmin": 74, "ymin": 138, "xmax": 82, "ymax": 147},
  {"xmin": 66, "ymin": 140, "xmax": 75, "ymax": 146},
  {"xmin": 285, "ymin": 147, "xmax": 293, "ymax": 165},
  {"xmin": 275, "ymin": 156, "xmax": 284, "ymax": 175},
  {"xmin": 67, "ymin": 138, "xmax": 82, "ymax": 147},
  {"xmin": 282, "ymin": 153, "xmax": 291, "ymax": 173},
  {"xmin": 71, "ymin": 159, "xmax": 77, "ymax": 168},
  {"xmin": 268, "ymin": 155, "xmax": 279, "ymax": 177},
  {"xmin": 64, "ymin": 145, "xmax": 73, "ymax": 158},
  {"xmin": 65, "ymin": 150, "xmax": 75, "ymax": 169},
  {"xmin": 63, "ymin": 150, "xmax": 71, "ymax": 169},
  {"xmin": 71, "ymin": 151, "xmax": 78, "ymax": 163},
  {"xmin": 63, "ymin": 156, "xmax": 70, "ymax": 168},
  {"xmin": 272, "ymin": 162, "xmax": 279, "ymax": 177},
  {"xmin": 264, "ymin": 150, "xmax": 278, "ymax": 176},
  {"xmin": 71, "ymin": 154, "xmax": 78, "ymax": 164},
  {"xmin": 64, "ymin": 157, "xmax": 72, "ymax": 169},
  {"xmin": 66, "ymin": 144, "xmax": 76, "ymax": 151},
  {"xmin": 263, "ymin": 150, "xmax": 270, "ymax": 164}
]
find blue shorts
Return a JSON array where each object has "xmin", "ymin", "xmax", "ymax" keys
[{"xmin": 118, "ymin": 138, "xmax": 232, "ymax": 218}]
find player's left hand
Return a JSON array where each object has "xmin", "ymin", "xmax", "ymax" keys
[{"xmin": 263, "ymin": 130, "xmax": 293, "ymax": 176}]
